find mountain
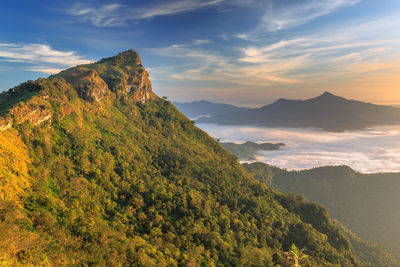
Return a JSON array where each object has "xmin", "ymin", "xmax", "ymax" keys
[
  {"xmin": 244, "ymin": 162, "xmax": 400, "ymax": 258},
  {"xmin": 220, "ymin": 141, "xmax": 285, "ymax": 160},
  {"xmin": 0, "ymin": 50, "xmax": 368, "ymax": 265},
  {"xmin": 174, "ymin": 100, "xmax": 249, "ymax": 119},
  {"xmin": 339, "ymin": 224, "xmax": 400, "ymax": 267},
  {"xmin": 198, "ymin": 92, "xmax": 400, "ymax": 131}
]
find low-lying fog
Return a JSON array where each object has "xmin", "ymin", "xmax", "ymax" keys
[{"xmin": 196, "ymin": 123, "xmax": 400, "ymax": 173}]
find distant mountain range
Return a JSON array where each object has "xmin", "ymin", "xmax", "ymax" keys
[
  {"xmin": 197, "ymin": 92, "xmax": 400, "ymax": 131},
  {"xmin": 173, "ymin": 100, "xmax": 249, "ymax": 119},
  {"xmin": 220, "ymin": 141, "xmax": 285, "ymax": 160}
]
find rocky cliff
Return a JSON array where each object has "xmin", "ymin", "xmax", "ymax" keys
[{"xmin": 57, "ymin": 49, "xmax": 153, "ymax": 102}]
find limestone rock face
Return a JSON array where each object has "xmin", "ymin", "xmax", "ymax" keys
[
  {"xmin": 129, "ymin": 68, "xmax": 152, "ymax": 103},
  {"xmin": 0, "ymin": 101, "xmax": 52, "ymax": 132},
  {"xmin": 0, "ymin": 80, "xmax": 52, "ymax": 131},
  {"xmin": 56, "ymin": 49, "xmax": 153, "ymax": 103},
  {"xmin": 97, "ymin": 50, "xmax": 152, "ymax": 102},
  {"xmin": 62, "ymin": 68, "xmax": 109, "ymax": 103},
  {"xmin": 9, "ymin": 97, "xmax": 52, "ymax": 126}
]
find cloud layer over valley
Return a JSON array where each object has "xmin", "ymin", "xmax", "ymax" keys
[{"xmin": 197, "ymin": 123, "xmax": 400, "ymax": 173}]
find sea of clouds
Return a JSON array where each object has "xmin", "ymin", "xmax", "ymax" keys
[{"xmin": 196, "ymin": 123, "xmax": 400, "ymax": 173}]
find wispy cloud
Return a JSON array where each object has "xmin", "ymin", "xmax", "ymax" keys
[
  {"xmin": 66, "ymin": 3, "xmax": 125, "ymax": 27},
  {"xmin": 138, "ymin": 0, "xmax": 225, "ymax": 19},
  {"xmin": 151, "ymin": 40, "xmax": 303, "ymax": 87},
  {"xmin": 260, "ymin": 0, "xmax": 360, "ymax": 31},
  {"xmin": 193, "ymin": 39, "xmax": 211, "ymax": 45},
  {"xmin": 0, "ymin": 43, "xmax": 91, "ymax": 74},
  {"xmin": 150, "ymin": 15, "xmax": 400, "ymax": 104},
  {"xmin": 66, "ymin": 0, "xmax": 231, "ymax": 27},
  {"xmin": 25, "ymin": 67, "xmax": 65, "ymax": 75}
]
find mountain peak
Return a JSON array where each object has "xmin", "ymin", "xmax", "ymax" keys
[
  {"xmin": 311, "ymin": 91, "xmax": 346, "ymax": 102},
  {"xmin": 320, "ymin": 91, "xmax": 336, "ymax": 98},
  {"xmin": 274, "ymin": 97, "xmax": 290, "ymax": 103},
  {"xmin": 97, "ymin": 49, "xmax": 142, "ymax": 66},
  {"xmin": 53, "ymin": 49, "xmax": 151, "ymax": 102}
]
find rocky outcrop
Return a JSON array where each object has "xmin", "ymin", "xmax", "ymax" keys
[
  {"xmin": 9, "ymin": 102, "xmax": 52, "ymax": 126},
  {"xmin": 0, "ymin": 80, "xmax": 51, "ymax": 131},
  {"xmin": 128, "ymin": 69, "xmax": 152, "ymax": 103},
  {"xmin": 0, "ymin": 119, "xmax": 12, "ymax": 131},
  {"xmin": 0, "ymin": 104, "xmax": 51, "ymax": 132},
  {"xmin": 55, "ymin": 49, "xmax": 153, "ymax": 104},
  {"xmin": 62, "ymin": 68, "xmax": 109, "ymax": 103},
  {"xmin": 99, "ymin": 50, "xmax": 153, "ymax": 102}
]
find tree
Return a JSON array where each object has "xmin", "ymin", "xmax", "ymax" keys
[{"xmin": 283, "ymin": 244, "xmax": 309, "ymax": 267}]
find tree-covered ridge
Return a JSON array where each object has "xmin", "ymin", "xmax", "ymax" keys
[
  {"xmin": 244, "ymin": 162, "xmax": 400, "ymax": 266},
  {"xmin": 0, "ymin": 50, "xmax": 362, "ymax": 266},
  {"xmin": 338, "ymin": 223, "xmax": 400, "ymax": 267}
]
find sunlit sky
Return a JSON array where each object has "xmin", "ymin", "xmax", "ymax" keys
[{"xmin": 1, "ymin": 0, "xmax": 399, "ymax": 106}]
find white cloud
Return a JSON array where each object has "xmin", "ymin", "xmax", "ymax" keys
[
  {"xmin": 151, "ymin": 40, "xmax": 303, "ymax": 86},
  {"xmin": 66, "ymin": 0, "xmax": 230, "ymax": 27},
  {"xmin": 0, "ymin": 43, "xmax": 91, "ymax": 73},
  {"xmin": 260, "ymin": 0, "xmax": 360, "ymax": 31},
  {"xmin": 25, "ymin": 67, "xmax": 65, "ymax": 75},
  {"xmin": 66, "ymin": 3, "xmax": 126, "ymax": 26},
  {"xmin": 0, "ymin": 43, "xmax": 91, "ymax": 66},
  {"xmin": 66, "ymin": 0, "xmax": 259, "ymax": 27},
  {"xmin": 138, "ymin": 0, "xmax": 225, "ymax": 19},
  {"xmin": 196, "ymin": 123, "xmax": 400, "ymax": 173},
  {"xmin": 237, "ymin": 16, "xmax": 400, "ymax": 79},
  {"xmin": 234, "ymin": 33, "xmax": 252, "ymax": 40},
  {"xmin": 193, "ymin": 39, "xmax": 210, "ymax": 45},
  {"xmin": 171, "ymin": 74, "xmax": 185, "ymax": 79}
]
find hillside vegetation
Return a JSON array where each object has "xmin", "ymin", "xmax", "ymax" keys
[
  {"xmin": 244, "ymin": 162, "xmax": 400, "ymax": 266},
  {"xmin": 0, "ymin": 50, "xmax": 378, "ymax": 266}
]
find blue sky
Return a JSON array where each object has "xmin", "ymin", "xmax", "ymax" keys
[{"xmin": 0, "ymin": 0, "xmax": 399, "ymax": 106}]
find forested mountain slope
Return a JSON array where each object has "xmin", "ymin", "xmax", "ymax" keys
[
  {"xmin": 0, "ymin": 50, "xmax": 365, "ymax": 266},
  {"xmin": 244, "ymin": 162, "xmax": 400, "ymax": 266}
]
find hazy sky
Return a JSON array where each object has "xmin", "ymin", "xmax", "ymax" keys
[{"xmin": 0, "ymin": 0, "xmax": 399, "ymax": 106}]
